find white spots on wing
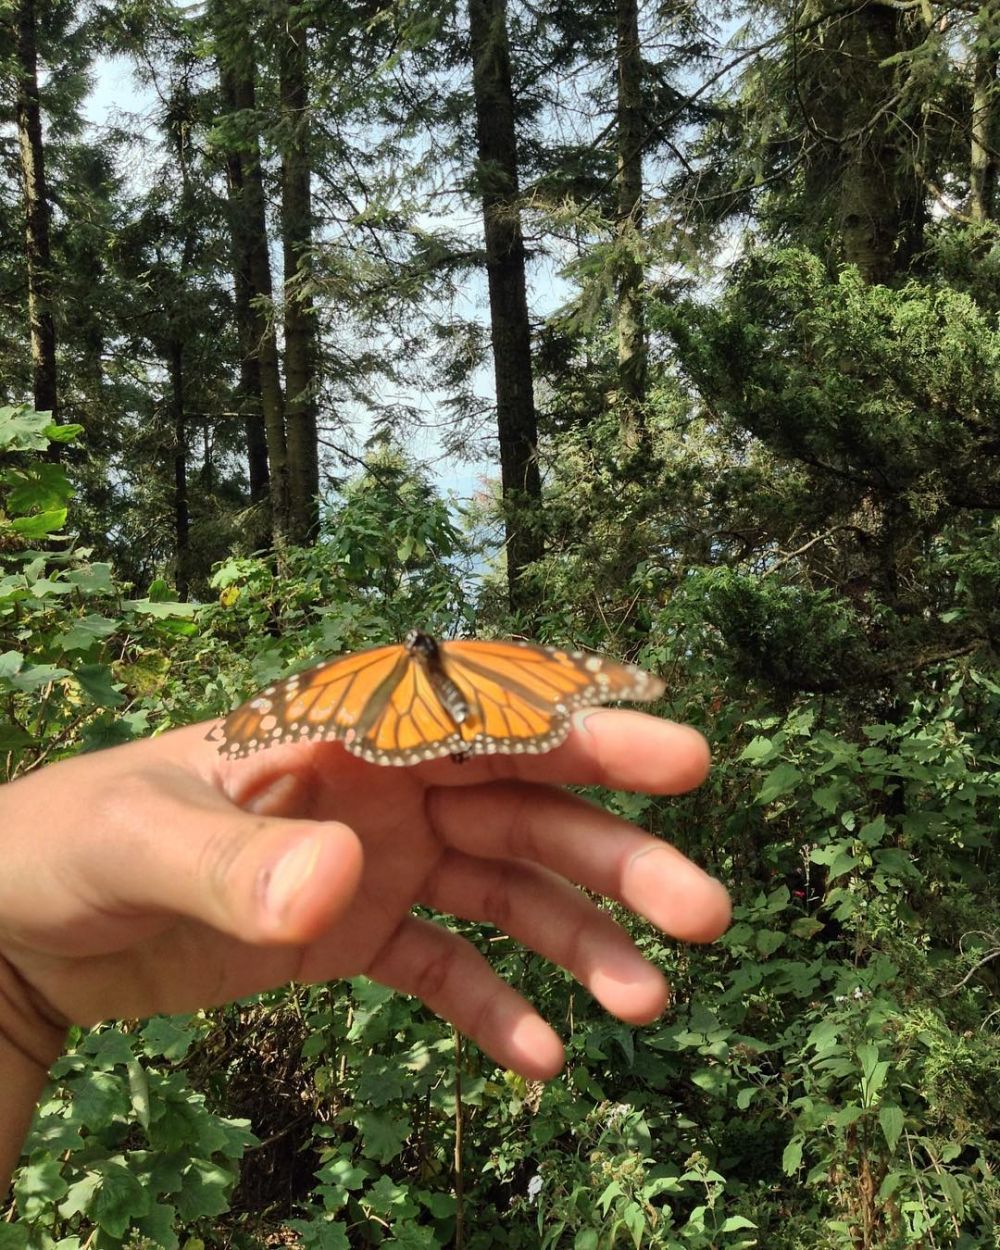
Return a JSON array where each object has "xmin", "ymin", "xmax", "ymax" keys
[{"xmin": 215, "ymin": 639, "xmax": 663, "ymax": 767}]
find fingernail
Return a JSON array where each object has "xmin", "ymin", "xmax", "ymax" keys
[
  {"xmin": 265, "ymin": 835, "xmax": 322, "ymax": 922},
  {"xmin": 571, "ymin": 708, "xmax": 603, "ymax": 733}
]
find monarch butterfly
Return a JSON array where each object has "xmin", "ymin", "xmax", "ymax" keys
[{"xmin": 211, "ymin": 630, "xmax": 665, "ymax": 767}]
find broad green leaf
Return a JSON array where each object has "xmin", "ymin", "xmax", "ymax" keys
[
  {"xmin": 91, "ymin": 1161, "xmax": 151, "ymax": 1236},
  {"xmin": 174, "ymin": 1160, "xmax": 235, "ymax": 1221},
  {"xmin": 286, "ymin": 1219, "xmax": 350, "ymax": 1250},
  {"xmin": 826, "ymin": 850, "xmax": 859, "ymax": 881},
  {"xmin": 690, "ymin": 1067, "xmax": 727, "ymax": 1094},
  {"xmin": 858, "ymin": 816, "xmax": 887, "ymax": 846},
  {"xmin": 141, "ymin": 1015, "xmax": 198, "ymax": 1061},
  {"xmin": 44, "ymin": 421, "xmax": 84, "ymax": 443},
  {"xmin": 755, "ymin": 929, "xmax": 786, "ymax": 957},
  {"xmin": 5, "ymin": 662, "xmax": 70, "ymax": 692},
  {"xmin": 756, "ymin": 763, "xmax": 802, "ymax": 804},
  {"xmin": 740, "ymin": 735, "xmax": 775, "ymax": 762},
  {"xmin": 71, "ymin": 1070, "xmax": 129, "ymax": 1126},
  {"xmin": 75, "ymin": 663, "xmax": 125, "ymax": 708},
  {"xmin": 833, "ymin": 1104, "xmax": 864, "ymax": 1128},
  {"xmin": 856, "ymin": 1042, "xmax": 880, "ymax": 1077},
  {"xmin": 807, "ymin": 1020, "xmax": 840, "ymax": 1051},
  {"xmin": 65, "ymin": 564, "xmax": 115, "ymax": 594},
  {"xmin": 0, "ymin": 651, "xmax": 24, "ymax": 680},
  {"xmin": 782, "ymin": 1137, "xmax": 803, "ymax": 1174},
  {"xmin": 127, "ymin": 1059, "xmax": 151, "ymax": 1129},
  {"xmin": 937, "ymin": 1171, "xmax": 965, "ymax": 1217},
  {"xmin": 878, "ymin": 1103, "xmax": 904, "ymax": 1151},
  {"xmin": 0, "ymin": 722, "xmax": 33, "ymax": 751},
  {"xmin": 136, "ymin": 1202, "xmax": 180, "ymax": 1250},
  {"xmin": 356, "ymin": 1110, "xmax": 410, "ymax": 1164},
  {"xmin": 315, "ymin": 1157, "xmax": 369, "ymax": 1191},
  {"xmin": 82, "ymin": 1027, "xmax": 137, "ymax": 1067},
  {"xmin": 123, "ymin": 598, "xmax": 197, "ymax": 619},
  {"xmin": 0, "ymin": 1224, "xmax": 28, "ymax": 1250},
  {"xmin": 59, "ymin": 1172, "xmax": 101, "ymax": 1220},
  {"xmin": 861, "ymin": 1060, "xmax": 890, "ymax": 1105},
  {"xmin": 11, "ymin": 508, "xmax": 67, "ymax": 538},
  {"xmin": 56, "ymin": 614, "xmax": 119, "ymax": 652},
  {"xmin": 2, "ymin": 462, "xmax": 72, "ymax": 513},
  {"xmin": 812, "ymin": 784, "xmax": 842, "ymax": 813},
  {"xmin": 147, "ymin": 578, "xmax": 174, "ymax": 601},
  {"xmin": 0, "ymin": 405, "xmax": 53, "ymax": 451},
  {"xmin": 388, "ymin": 1224, "xmax": 438, "ymax": 1248},
  {"xmin": 26, "ymin": 576, "xmax": 73, "ymax": 597},
  {"xmin": 624, "ymin": 1201, "xmax": 647, "ymax": 1249},
  {"xmin": 15, "ymin": 1157, "xmax": 70, "ymax": 1219},
  {"xmin": 419, "ymin": 1190, "xmax": 456, "ymax": 1218}
]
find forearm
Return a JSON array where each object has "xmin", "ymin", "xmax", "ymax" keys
[{"xmin": 0, "ymin": 965, "xmax": 66, "ymax": 1198}]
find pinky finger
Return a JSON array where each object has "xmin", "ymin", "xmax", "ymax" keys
[{"xmin": 367, "ymin": 915, "xmax": 565, "ymax": 1080}]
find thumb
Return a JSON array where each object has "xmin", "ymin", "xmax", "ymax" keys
[{"xmin": 3, "ymin": 762, "xmax": 364, "ymax": 954}]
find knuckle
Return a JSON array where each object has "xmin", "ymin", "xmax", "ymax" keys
[{"xmin": 411, "ymin": 946, "xmax": 455, "ymax": 1007}]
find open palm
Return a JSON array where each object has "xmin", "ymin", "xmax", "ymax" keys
[{"xmin": 0, "ymin": 711, "xmax": 729, "ymax": 1078}]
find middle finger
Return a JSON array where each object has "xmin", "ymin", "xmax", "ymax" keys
[{"xmin": 427, "ymin": 782, "xmax": 731, "ymax": 944}]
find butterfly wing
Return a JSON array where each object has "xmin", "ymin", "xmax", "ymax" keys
[
  {"xmin": 432, "ymin": 639, "xmax": 665, "ymax": 759},
  {"xmin": 213, "ymin": 637, "xmax": 664, "ymax": 766},
  {"xmin": 214, "ymin": 642, "xmax": 409, "ymax": 759}
]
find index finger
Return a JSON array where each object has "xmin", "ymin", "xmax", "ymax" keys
[{"xmin": 410, "ymin": 709, "xmax": 712, "ymax": 794}]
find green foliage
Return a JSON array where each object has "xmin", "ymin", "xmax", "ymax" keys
[
  {"xmin": 4, "ymin": 0, "xmax": 1000, "ymax": 1241},
  {"xmin": 13, "ymin": 1019, "xmax": 255, "ymax": 1250},
  {"xmin": 0, "ymin": 410, "xmax": 200, "ymax": 771}
]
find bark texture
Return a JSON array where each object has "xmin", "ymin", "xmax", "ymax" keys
[
  {"xmin": 280, "ymin": 0, "xmax": 320, "ymax": 546},
  {"xmin": 615, "ymin": 0, "xmax": 647, "ymax": 442},
  {"xmin": 468, "ymin": 0, "xmax": 544, "ymax": 608},
  {"xmin": 216, "ymin": 8, "xmax": 289, "ymax": 545},
  {"xmin": 13, "ymin": 0, "xmax": 58, "ymax": 438}
]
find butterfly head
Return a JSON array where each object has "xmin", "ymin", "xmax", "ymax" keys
[{"xmin": 404, "ymin": 628, "xmax": 438, "ymax": 659}]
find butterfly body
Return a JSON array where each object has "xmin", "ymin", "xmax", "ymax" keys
[{"xmin": 213, "ymin": 632, "xmax": 664, "ymax": 766}]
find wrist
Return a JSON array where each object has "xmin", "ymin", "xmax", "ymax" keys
[{"xmin": 0, "ymin": 960, "xmax": 67, "ymax": 1196}]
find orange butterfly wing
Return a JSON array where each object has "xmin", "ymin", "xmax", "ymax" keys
[{"xmin": 212, "ymin": 637, "xmax": 664, "ymax": 766}]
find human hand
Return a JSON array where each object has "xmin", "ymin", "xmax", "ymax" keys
[{"xmin": 0, "ymin": 712, "xmax": 729, "ymax": 1080}]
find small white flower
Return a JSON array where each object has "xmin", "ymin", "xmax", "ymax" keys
[
  {"xmin": 527, "ymin": 1174, "xmax": 543, "ymax": 1203},
  {"xmin": 604, "ymin": 1102, "xmax": 631, "ymax": 1128}
]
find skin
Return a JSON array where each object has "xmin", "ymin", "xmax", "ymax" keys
[{"xmin": 0, "ymin": 709, "xmax": 730, "ymax": 1194}]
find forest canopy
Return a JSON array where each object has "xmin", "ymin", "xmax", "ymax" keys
[{"xmin": 1, "ymin": 0, "xmax": 998, "ymax": 1246}]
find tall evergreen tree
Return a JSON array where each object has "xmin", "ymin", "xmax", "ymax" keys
[
  {"xmin": 212, "ymin": 0, "xmax": 288, "ymax": 549},
  {"xmin": 467, "ymin": 0, "xmax": 543, "ymax": 610},
  {"xmin": 279, "ymin": 0, "xmax": 320, "ymax": 545},
  {"xmin": 3, "ymin": 0, "xmax": 58, "ymax": 438},
  {"xmin": 614, "ymin": 0, "xmax": 646, "ymax": 438}
]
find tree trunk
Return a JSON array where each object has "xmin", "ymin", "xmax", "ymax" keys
[
  {"xmin": 467, "ymin": 0, "xmax": 544, "ymax": 611},
  {"xmin": 12, "ymin": 0, "xmax": 58, "ymax": 446},
  {"xmin": 970, "ymin": 43, "xmax": 998, "ymax": 223},
  {"xmin": 802, "ymin": 0, "xmax": 924, "ymax": 282},
  {"xmin": 215, "ymin": 3, "xmax": 289, "ymax": 549},
  {"xmin": 169, "ymin": 340, "xmax": 190, "ymax": 601},
  {"xmin": 615, "ymin": 0, "xmax": 647, "ymax": 444},
  {"xmin": 280, "ymin": 0, "xmax": 320, "ymax": 546}
]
